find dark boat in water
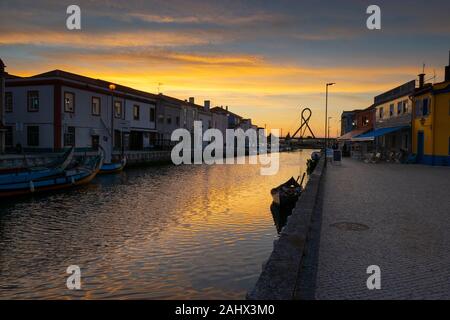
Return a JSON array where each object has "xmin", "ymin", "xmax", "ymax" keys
[
  {"xmin": 270, "ymin": 202, "xmax": 291, "ymax": 233},
  {"xmin": 0, "ymin": 149, "xmax": 103, "ymax": 198},
  {"xmin": 99, "ymin": 156, "xmax": 127, "ymax": 174},
  {"xmin": 270, "ymin": 173, "xmax": 305, "ymax": 209}
]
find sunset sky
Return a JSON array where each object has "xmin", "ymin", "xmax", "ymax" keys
[{"xmin": 1, "ymin": 0, "xmax": 449, "ymax": 137}]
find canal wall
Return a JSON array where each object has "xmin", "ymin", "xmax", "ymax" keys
[
  {"xmin": 112, "ymin": 150, "xmax": 172, "ymax": 166},
  {"xmin": 247, "ymin": 155, "xmax": 325, "ymax": 300}
]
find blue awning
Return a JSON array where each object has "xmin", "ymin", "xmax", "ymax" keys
[{"xmin": 352, "ymin": 126, "xmax": 409, "ymax": 142}]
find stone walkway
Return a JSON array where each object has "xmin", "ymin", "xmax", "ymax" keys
[{"xmin": 314, "ymin": 159, "xmax": 450, "ymax": 299}]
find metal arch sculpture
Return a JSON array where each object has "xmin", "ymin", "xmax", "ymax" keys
[{"xmin": 291, "ymin": 107, "xmax": 316, "ymax": 139}]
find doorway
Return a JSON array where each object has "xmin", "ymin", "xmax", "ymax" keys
[{"xmin": 417, "ymin": 131, "xmax": 424, "ymax": 163}]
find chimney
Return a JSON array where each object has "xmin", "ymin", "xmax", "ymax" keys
[
  {"xmin": 189, "ymin": 97, "xmax": 195, "ymax": 104},
  {"xmin": 204, "ymin": 100, "xmax": 210, "ymax": 110},
  {"xmin": 225, "ymin": 106, "xmax": 228, "ymax": 111},
  {"xmin": 418, "ymin": 73, "xmax": 425, "ymax": 88},
  {"xmin": 445, "ymin": 50, "xmax": 450, "ymax": 82}
]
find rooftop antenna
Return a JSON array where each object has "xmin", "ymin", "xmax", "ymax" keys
[{"xmin": 157, "ymin": 82, "xmax": 163, "ymax": 94}]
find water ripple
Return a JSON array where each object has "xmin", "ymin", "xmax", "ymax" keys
[{"xmin": 0, "ymin": 151, "xmax": 313, "ymax": 299}]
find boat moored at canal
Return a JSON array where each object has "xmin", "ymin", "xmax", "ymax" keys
[
  {"xmin": 99, "ymin": 156, "xmax": 127, "ymax": 174},
  {"xmin": 0, "ymin": 146, "xmax": 74, "ymax": 184},
  {"xmin": 0, "ymin": 148, "xmax": 103, "ymax": 197},
  {"xmin": 271, "ymin": 173, "xmax": 305, "ymax": 209}
]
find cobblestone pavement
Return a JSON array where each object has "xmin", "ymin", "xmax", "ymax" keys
[{"xmin": 315, "ymin": 159, "xmax": 450, "ymax": 299}]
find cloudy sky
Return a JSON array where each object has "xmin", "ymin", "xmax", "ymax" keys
[{"xmin": 1, "ymin": 0, "xmax": 449, "ymax": 136}]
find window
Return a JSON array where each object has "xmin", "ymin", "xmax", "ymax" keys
[
  {"xmin": 422, "ymin": 98, "xmax": 430, "ymax": 116},
  {"xmin": 363, "ymin": 116, "xmax": 369, "ymax": 126},
  {"xmin": 114, "ymin": 101, "xmax": 122, "ymax": 118},
  {"xmin": 167, "ymin": 117, "xmax": 172, "ymax": 124},
  {"xmin": 415, "ymin": 99, "xmax": 423, "ymax": 117},
  {"xmin": 176, "ymin": 116, "xmax": 180, "ymax": 126},
  {"xmin": 150, "ymin": 107, "xmax": 155, "ymax": 122},
  {"xmin": 27, "ymin": 126, "xmax": 39, "ymax": 146},
  {"xmin": 5, "ymin": 92, "xmax": 12, "ymax": 112},
  {"xmin": 389, "ymin": 104, "xmax": 394, "ymax": 117},
  {"xmin": 64, "ymin": 92, "xmax": 75, "ymax": 113},
  {"xmin": 403, "ymin": 100, "xmax": 408, "ymax": 113},
  {"xmin": 379, "ymin": 107, "xmax": 383, "ymax": 119},
  {"xmin": 64, "ymin": 126, "xmax": 75, "ymax": 146},
  {"xmin": 92, "ymin": 97, "xmax": 101, "ymax": 116},
  {"xmin": 397, "ymin": 102, "xmax": 402, "ymax": 115},
  {"xmin": 133, "ymin": 105, "xmax": 140, "ymax": 120},
  {"xmin": 5, "ymin": 126, "xmax": 13, "ymax": 147},
  {"xmin": 27, "ymin": 91, "xmax": 39, "ymax": 112}
]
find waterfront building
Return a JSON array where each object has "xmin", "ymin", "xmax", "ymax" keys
[
  {"xmin": 355, "ymin": 80, "xmax": 416, "ymax": 154},
  {"xmin": 411, "ymin": 55, "xmax": 450, "ymax": 166},
  {"xmin": 155, "ymin": 95, "xmax": 228, "ymax": 148},
  {"xmin": 2, "ymin": 63, "xmax": 251, "ymax": 162},
  {"xmin": 4, "ymin": 70, "xmax": 157, "ymax": 163},
  {"xmin": 210, "ymin": 106, "xmax": 243, "ymax": 129},
  {"xmin": 210, "ymin": 106, "xmax": 228, "ymax": 136},
  {"xmin": 337, "ymin": 110, "xmax": 362, "ymax": 156},
  {"xmin": 155, "ymin": 94, "xmax": 189, "ymax": 147},
  {"xmin": 348, "ymin": 106, "xmax": 376, "ymax": 158},
  {"xmin": 340, "ymin": 110, "xmax": 358, "ymax": 136}
]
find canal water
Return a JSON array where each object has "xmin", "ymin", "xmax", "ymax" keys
[{"xmin": 0, "ymin": 150, "xmax": 314, "ymax": 299}]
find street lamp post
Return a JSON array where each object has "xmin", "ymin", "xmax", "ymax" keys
[
  {"xmin": 328, "ymin": 116, "xmax": 332, "ymax": 147},
  {"xmin": 325, "ymin": 82, "xmax": 335, "ymax": 148}
]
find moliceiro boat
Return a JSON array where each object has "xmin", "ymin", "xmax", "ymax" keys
[
  {"xmin": 270, "ymin": 173, "xmax": 306, "ymax": 209},
  {"xmin": 99, "ymin": 156, "xmax": 127, "ymax": 174},
  {"xmin": 0, "ymin": 147, "xmax": 75, "ymax": 185},
  {"xmin": 0, "ymin": 149, "xmax": 104, "ymax": 198}
]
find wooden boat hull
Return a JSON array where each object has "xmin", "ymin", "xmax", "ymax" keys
[
  {"xmin": 0, "ymin": 168, "xmax": 99, "ymax": 198},
  {"xmin": 99, "ymin": 157, "xmax": 126, "ymax": 174},
  {"xmin": 270, "ymin": 202, "xmax": 294, "ymax": 233},
  {"xmin": 270, "ymin": 177, "xmax": 302, "ymax": 209},
  {"xmin": 0, "ymin": 150, "xmax": 103, "ymax": 198},
  {"xmin": 0, "ymin": 147, "xmax": 75, "ymax": 184},
  {"xmin": 271, "ymin": 192, "xmax": 300, "ymax": 208}
]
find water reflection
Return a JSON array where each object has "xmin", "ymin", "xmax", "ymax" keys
[{"xmin": 0, "ymin": 150, "xmax": 314, "ymax": 299}]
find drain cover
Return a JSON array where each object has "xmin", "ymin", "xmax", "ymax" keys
[{"xmin": 330, "ymin": 222, "xmax": 369, "ymax": 231}]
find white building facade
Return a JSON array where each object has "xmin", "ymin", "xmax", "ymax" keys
[{"xmin": 5, "ymin": 70, "xmax": 157, "ymax": 162}]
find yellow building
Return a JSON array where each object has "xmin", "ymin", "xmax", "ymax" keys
[{"xmin": 412, "ymin": 59, "xmax": 450, "ymax": 166}]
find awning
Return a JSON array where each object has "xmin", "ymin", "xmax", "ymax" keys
[
  {"xmin": 337, "ymin": 128, "xmax": 370, "ymax": 141},
  {"xmin": 352, "ymin": 126, "xmax": 409, "ymax": 142}
]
